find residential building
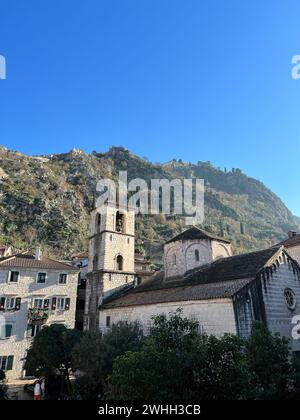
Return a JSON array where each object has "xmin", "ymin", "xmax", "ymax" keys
[{"xmin": 0, "ymin": 252, "xmax": 79, "ymax": 380}]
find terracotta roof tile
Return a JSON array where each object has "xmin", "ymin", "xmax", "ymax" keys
[
  {"xmin": 102, "ymin": 278, "xmax": 253, "ymax": 309},
  {"xmin": 0, "ymin": 254, "xmax": 79, "ymax": 271},
  {"xmin": 102, "ymin": 246, "xmax": 286, "ymax": 309},
  {"xmin": 165, "ymin": 227, "xmax": 231, "ymax": 245},
  {"xmin": 278, "ymin": 235, "xmax": 300, "ymax": 248}
]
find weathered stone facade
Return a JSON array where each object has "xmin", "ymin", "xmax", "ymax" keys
[
  {"xmin": 164, "ymin": 234, "xmax": 232, "ymax": 280},
  {"xmin": 100, "ymin": 249, "xmax": 300, "ymax": 351},
  {"xmin": 0, "ymin": 261, "xmax": 79, "ymax": 380},
  {"xmin": 99, "ymin": 299, "xmax": 237, "ymax": 337},
  {"xmin": 262, "ymin": 258, "xmax": 300, "ymax": 351},
  {"xmin": 98, "ymin": 220, "xmax": 300, "ymax": 354},
  {"xmin": 85, "ymin": 203, "xmax": 135, "ymax": 331},
  {"xmin": 234, "ymin": 251, "xmax": 300, "ymax": 348},
  {"xmin": 286, "ymin": 245, "xmax": 300, "ymax": 265},
  {"xmin": 277, "ymin": 232, "xmax": 300, "ymax": 264}
]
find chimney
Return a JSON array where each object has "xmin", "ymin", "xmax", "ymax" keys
[
  {"xmin": 35, "ymin": 246, "xmax": 42, "ymax": 260},
  {"xmin": 288, "ymin": 231, "xmax": 298, "ymax": 239}
]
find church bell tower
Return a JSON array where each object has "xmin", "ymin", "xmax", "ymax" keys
[{"xmin": 85, "ymin": 202, "xmax": 135, "ymax": 330}]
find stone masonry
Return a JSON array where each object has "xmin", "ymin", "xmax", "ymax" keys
[{"xmin": 0, "ymin": 261, "xmax": 79, "ymax": 380}]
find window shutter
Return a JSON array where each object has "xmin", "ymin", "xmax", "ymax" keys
[
  {"xmin": 5, "ymin": 324, "xmax": 12, "ymax": 338},
  {"xmin": 15, "ymin": 298, "xmax": 21, "ymax": 311},
  {"xmin": 44, "ymin": 299, "xmax": 50, "ymax": 309},
  {"xmin": 51, "ymin": 297, "xmax": 56, "ymax": 310},
  {"xmin": 65, "ymin": 298, "xmax": 70, "ymax": 311},
  {"xmin": 6, "ymin": 355, "xmax": 14, "ymax": 371},
  {"xmin": 0, "ymin": 297, "xmax": 5, "ymax": 311},
  {"xmin": 26, "ymin": 324, "xmax": 32, "ymax": 339}
]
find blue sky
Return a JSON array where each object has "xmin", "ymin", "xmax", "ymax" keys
[{"xmin": 0, "ymin": 0, "xmax": 300, "ymax": 215}]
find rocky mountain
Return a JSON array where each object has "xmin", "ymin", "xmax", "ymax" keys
[{"xmin": 0, "ymin": 145, "xmax": 298, "ymax": 262}]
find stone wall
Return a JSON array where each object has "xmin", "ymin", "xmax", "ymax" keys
[
  {"xmin": 99, "ymin": 298, "xmax": 237, "ymax": 337},
  {"xmin": 0, "ymin": 269, "xmax": 78, "ymax": 380},
  {"xmin": 86, "ymin": 204, "xmax": 136, "ymax": 331},
  {"xmin": 262, "ymin": 258, "xmax": 300, "ymax": 352},
  {"xmin": 88, "ymin": 204, "xmax": 135, "ymax": 273},
  {"xmin": 164, "ymin": 238, "xmax": 232, "ymax": 279},
  {"xmin": 234, "ymin": 254, "xmax": 300, "ymax": 349},
  {"xmin": 286, "ymin": 245, "xmax": 300, "ymax": 265}
]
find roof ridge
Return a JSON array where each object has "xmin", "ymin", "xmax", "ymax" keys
[
  {"xmin": 184, "ymin": 246, "xmax": 283, "ymax": 280},
  {"xmin": 43, "ymin": 256, "xmax": 77, "ymax": 269},
  {"xmin": 166, "ymin": 226, "xmax": 231, "ymax": 245},
  {"xmin": 0, "ymin": 255, "xmax": 17, "ymax": 265}
]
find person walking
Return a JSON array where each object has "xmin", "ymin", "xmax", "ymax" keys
[{"xmin": 33, "ymin": 380, "xmax": 41, "ymax": 401}]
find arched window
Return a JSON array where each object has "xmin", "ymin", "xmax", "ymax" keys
[
  {"xmin": 116, "ymin": 255, "xmax": 123, "ymax": 271},
  {"xmin": 172, "ymin": 254, "xmax": 177, "ymax": 265},
  {"xmin": 116, "ymin": 211, "xmax": 125, "ymax": 233},
  {"xmin": 195, "ymin": 249, "xmax": 200, "ymax": 262}
]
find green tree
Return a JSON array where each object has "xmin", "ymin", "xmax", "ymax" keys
[
  {"xmin": 72, "ymin": 321, "xmax": 144, "ymax": 399},
  {"xmin": 246, "ymin": 321, "xmax": 293, "ymax": 399},
  {"xmin": 0, "ymin": 370, "xmax": 8, "ymax": 400},
  {"xmin": 102, "ymin": 321, "xmax": 144, "ymax": 377},
  {"xmin": 108, "ymin": 310, "xmax": 250, "ymax": 400},
  {"xmin": 72, "ymin": 331, "xmax": 106, "ymax": 400},
  {"xmin": 193, "ymin": 334, "xmax": 250, "ymax": 400},
  {"xmin": 24, "ymin": 324, "xmax": 82, "ymax": 398}
]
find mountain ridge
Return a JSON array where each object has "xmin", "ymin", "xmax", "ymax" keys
[{"xmin": 0, "ymin": 145, "xmax": 298, "ymax": 261}]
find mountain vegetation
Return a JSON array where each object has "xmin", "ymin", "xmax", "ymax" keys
[{"xmin": 0, "ymin": 145, "xmax": 298, "ymax": 261}]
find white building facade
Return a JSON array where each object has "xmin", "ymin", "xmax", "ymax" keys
[{"xmin": 0, "ymin": 254, "xmax": 79, "ymax": 380}]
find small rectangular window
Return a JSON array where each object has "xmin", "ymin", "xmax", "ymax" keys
[
  {"xmin": 0, "ymin": 355, "xmax": 14, "ymax": 371},
  {"xmin": 0, "ymin": 356, "xmax": 7, "ymax": 370},
  {"xmin": 5, "ymin": 297, "xmax": 16, "ymax": 310},
  {"xmin": 0, "ymin": 297, "xmax": 5, "ymax": 311},
  {"xmin": 59, "ymin": 273, "xmax": 67, "ymax": 284},
  {"xmin": 65, "ymin": 298, "xmax": 70, "ymax": 311},
  {"xmin": 51, "ymin": 297, "xmax": 57, "ymax": 310},
  {"xmin": 0, "ymin": 324, "xmax": 12, "ymax": 339},
  {"xmin": 33, "ymin": 298, "xmax": 49, "ymax": 310},
  {"xmin": 9, "ymin": 271, "xmax": 19, "ymax": 283},
  {"xmin": 43, "ymin": 299, "xmax": 50, "ymax": 309},
  {"xmin": 15, "ymin": 298, "xmax": 21, "ymax": 311},
  {"xmin": 34, "ymin": 299, "xmax": 44, "ymax": 309},
  {"xmin": 27, "ymin": 324, "xmax": 41, "ymax": 338},
  {"xmin": 52, "ymin": 297, "xmax": 70, "ymax": 311},
  {"xmin": 6, "ymin": 355, "xmax": 13, "ymax": 370},
  {"xmin": 57, "ymin": 297, "xmax": 65, "ymax": 310},
  {"xmin": 106, "ymin": 316, "xmax": 111, "ymax": 328},
  {"xmin": 37, "ymin": 273, "xmax": 47, "ymax": 284},
  {"xmin": 0, "ymin": 297, "xmax": 21, "ymax": 311}
]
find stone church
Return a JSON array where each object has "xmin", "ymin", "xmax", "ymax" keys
[{"xmin": 85, "ymin": 204, "xmax": 300, "ymax": 353}]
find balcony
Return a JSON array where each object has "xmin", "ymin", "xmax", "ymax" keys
[{"xmin": 28, "ymin": 308, "xmax": 49, "ymax": 325}]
